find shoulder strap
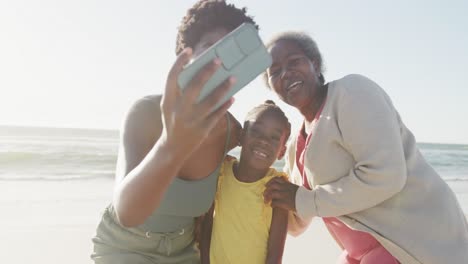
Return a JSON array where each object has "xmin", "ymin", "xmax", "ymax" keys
[{"xmin": 222, "ymin": 113, "xmax": 231, "ymax": 157}]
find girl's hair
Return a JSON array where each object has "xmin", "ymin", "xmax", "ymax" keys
[
  {"xmin": 175, "ymin": 0, "xmax": 258, "ymax": 55},
  {"xmin": 262, "ymin": 31, "xmax": 325, "ymax": 88},
  {"xmin": 244, "ymin": 100, "xmax": 291, "ymax": 141}
]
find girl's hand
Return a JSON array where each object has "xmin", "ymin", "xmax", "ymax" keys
[
  {"xmin": 160, "ymin": 48, "xmax": 236, "ymax": 161},
  {"xmin": 264, "ymin": 176, "xmax": 299, "ymax": 212}
]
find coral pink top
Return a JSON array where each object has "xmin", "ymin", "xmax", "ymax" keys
[{"xmin": 295, "ymin": 100, "xmax": 383, "ymax": 261}]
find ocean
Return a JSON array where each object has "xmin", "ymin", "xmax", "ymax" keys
[
  {"xmin": 1, "ymin": 126, "xmax": 466, "ymax": 264},
  {"xmin": 0, "ymin": 126, "xmax": 119, "ymax": 181},
  {"xmin": 2, "ymin": 125, "xmax": 468, "ymax": 183}
]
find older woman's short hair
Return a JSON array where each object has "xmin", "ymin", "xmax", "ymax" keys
[{"xmin": 262, "ymin": 31, "xmax": 325, "ymax": 88}]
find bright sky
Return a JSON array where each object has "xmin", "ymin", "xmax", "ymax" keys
[{"xmin": 1, "ymin": 0, "xmax": 467, "ymax": 144}]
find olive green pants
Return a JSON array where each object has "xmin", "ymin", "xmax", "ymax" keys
[{"xmin": 91, "ymin": 207, "xmax": 199, "ymax": 264}]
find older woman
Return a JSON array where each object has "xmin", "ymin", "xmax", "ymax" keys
[{"xmin": 263, "ymin": 32, "xmax": 468, "ymax": 264}]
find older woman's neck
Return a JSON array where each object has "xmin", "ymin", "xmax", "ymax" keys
[{"xmin": 300, "ymin": 84, "xmax": 328, "ymax": 122}]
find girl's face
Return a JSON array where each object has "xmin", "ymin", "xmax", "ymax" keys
[
  {"xmin": 240, "ymin": 112, "xmax": 287, "ymax": 170},
  {"xmin": 266, "ymin": 40, "xmax": 321, "ymax": 110}
]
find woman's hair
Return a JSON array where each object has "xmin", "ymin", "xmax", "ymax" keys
[
  {"xmin": 262, "ymin": 31, "xmax": 325, "ymax": 88},
  {"xmin": 244, "ymin": 100, "xmax": 291, "ymax": 141},
  {"xmin": 175, "ymin": 0, "xmax": 258, "ymax": 55}
]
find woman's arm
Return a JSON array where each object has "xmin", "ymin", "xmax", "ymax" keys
[
  {"xmin": 294, "ymin": 74, "xmax": 407, "ymax": 219},
  {"xmin": 112, "ymin": 95, "xmax": 177, "ymax": 227},
  {"xmin": 287, "ymin": 211, "xmax": 312, "ymax": 237},
  {"xmin": 113, "ymin": 48, "xmax": 236, "ymax": 227},
  {"xmin": 199, "ymin": 204, "xmax": 215, "ymax": 264},
  {"xmin": 265, "ymin": 75, "xmax": 407, "ymax": 220},
  {"xmin": 266, "ymin": 207, "xmax": 288, "ymax": 264},
  {"xmin": 264, "ymin": 177, "xmax": 310, "ymax": 237}
]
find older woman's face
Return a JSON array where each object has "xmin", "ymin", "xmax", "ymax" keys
[{"xmin": 266, "ymin": 40, "xmax": 320, "ymax": 109}]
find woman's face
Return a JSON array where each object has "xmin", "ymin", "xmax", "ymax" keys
[
  {"xmin": 191, "ymin": 27, "xmax": 231, "ymax": 140},
  {"xmin": 266, "ymin": 40, "xmax": 321, "ymax": 110},
  {"xmin": 192, "ymin": 27, "xmax": 229, "ymax": 58}
]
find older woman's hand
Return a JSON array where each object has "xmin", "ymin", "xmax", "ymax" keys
[{"xmin": 264, "ymin": 176, "xmax": 299, "ymax": 212}]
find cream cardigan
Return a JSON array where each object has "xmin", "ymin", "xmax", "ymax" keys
[{"xmin": 285, "ymin": 74, "xmax": 468, "ymax": 264}]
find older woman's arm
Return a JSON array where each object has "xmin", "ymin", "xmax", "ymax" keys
[
  {"xmin": 295, "ymin": 74, "xmax": 407, "ymax": 220},
  {"xmin": 265, "ymin": 75, "xmax": 407, "ymax": 221}
]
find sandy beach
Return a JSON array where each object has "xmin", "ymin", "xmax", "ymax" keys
[
  {"xmin": 1, "ymin": 168, "xmax": 467, "ymax": 264},
  {"xmin": 1, "ymin": 178, "xmax": 467, "ymax": 264},
  {"xmin": 2, "ymin": 177, "xmax": 467, "ymax": 264},
  {"xmin": 0, "ymin": 178, "xmax": 345, "ymax": 264},
  {"xmin": 0, "ymin": 179, "xmax": 111, "ymax": 264}
]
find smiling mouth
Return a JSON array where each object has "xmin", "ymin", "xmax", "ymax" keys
[
  {"xmin": 253, "ymin": 149, "xmax": 268, "ymax": 159},
  {"xmin": 286, "ymin": 81, "xmax": 303, "ymax": 92}
]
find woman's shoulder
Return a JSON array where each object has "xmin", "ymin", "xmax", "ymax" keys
[
  {"xmin": 332, "ymin": 74, "xmax": 382, "ymax": 93},
  {"xmin": 129, "ymin": 95, "xmax": 162, "ymax": 113},
  {"xmin": 330, "ymin": 74, "xmax": 389, "ymax": 103},
  {"xmin": 121, "ymin": 95, "xmax": 163, "ymax": 139},
  {"xmin": 124, "ymin": 95, "xmax": 162, "ymax": 120}
]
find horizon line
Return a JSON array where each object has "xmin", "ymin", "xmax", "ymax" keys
[{"xmin": 1, "ymin": 123, "xmax": 467, "ymax": 146}]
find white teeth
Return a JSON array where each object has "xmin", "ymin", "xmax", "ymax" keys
[
  {"xmin": 287, "ymin": 81, "xmax": 303, "ymax": 90},
  {"xmin": 253, "ymin": 150, "xmax": 267, "ymax": 158}
]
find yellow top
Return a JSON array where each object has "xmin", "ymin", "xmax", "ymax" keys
[{"xmin": 210, "ymin": 157, "xmax": 287, "ymax": 264}]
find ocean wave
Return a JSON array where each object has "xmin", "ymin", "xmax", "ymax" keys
[
  {"xmin": 0, "ymin": 172, "xmax": 114, "ymax": 181},
  {"xmin": 443, "ymin": 177, "xmax": 468, "ymax": 182},
  {"xmin": 2, "ymin": 172, "xmax": 466, "ymax": 183},
  {"xmin": 0, "ymin": 151, "xmax": 117, "ymax": 164}
]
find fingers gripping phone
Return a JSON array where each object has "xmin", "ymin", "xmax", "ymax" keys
[{"xmin": 177, "ymin": 23, "xmax": 272, "ymax": 110}]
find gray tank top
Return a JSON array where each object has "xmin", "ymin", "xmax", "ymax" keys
[{"xmin": 138, "ymin": 115, "xmax": 231, "ymax": 232}]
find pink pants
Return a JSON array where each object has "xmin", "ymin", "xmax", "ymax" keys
[{"xmin": 323, "ymin": 217, "xmax": 399, "ymax": 264}]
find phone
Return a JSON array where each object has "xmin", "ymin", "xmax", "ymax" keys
[{"xmin": 177, "ymin": 23, "xmax": 272, "ymax": 110}]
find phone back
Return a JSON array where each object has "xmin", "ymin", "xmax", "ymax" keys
[{"xmin": 177, "ymin": 23, "xmax": 272, "ymax": 110}]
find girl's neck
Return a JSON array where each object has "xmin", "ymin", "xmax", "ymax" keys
[{"xmin": 234, "ymin": 158, "xmax": 269, "ymax": 183}]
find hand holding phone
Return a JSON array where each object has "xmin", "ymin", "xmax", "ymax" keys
[
  {"xmin": 177, "ymin": 23, "xmax": 272, "ymax": 110},
  {"xmin": 161, "ymin": 48, "xmax": 236, "ymax": 161}
]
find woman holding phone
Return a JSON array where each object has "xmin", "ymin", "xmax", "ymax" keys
[{"xmin": 91, "ymin": 1, "xmax": 258, "ymax": 263}]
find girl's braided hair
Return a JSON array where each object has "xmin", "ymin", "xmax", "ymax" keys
[{"xmin": 244, "ymin": 100, "xmax": 291, "ymax": 141}]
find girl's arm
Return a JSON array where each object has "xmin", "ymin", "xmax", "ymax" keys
[
  {"xmin": 266, "ymin": 207, "xmax": 288, "ymax": 264},
  {"xmin": 199, "ymin": 204, "xmax": 215, "ymax": 264}
]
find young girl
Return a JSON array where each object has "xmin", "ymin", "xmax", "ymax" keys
[{"xmin": 199, "ymin": 100, "xmax": 291, "ymax": 264}]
